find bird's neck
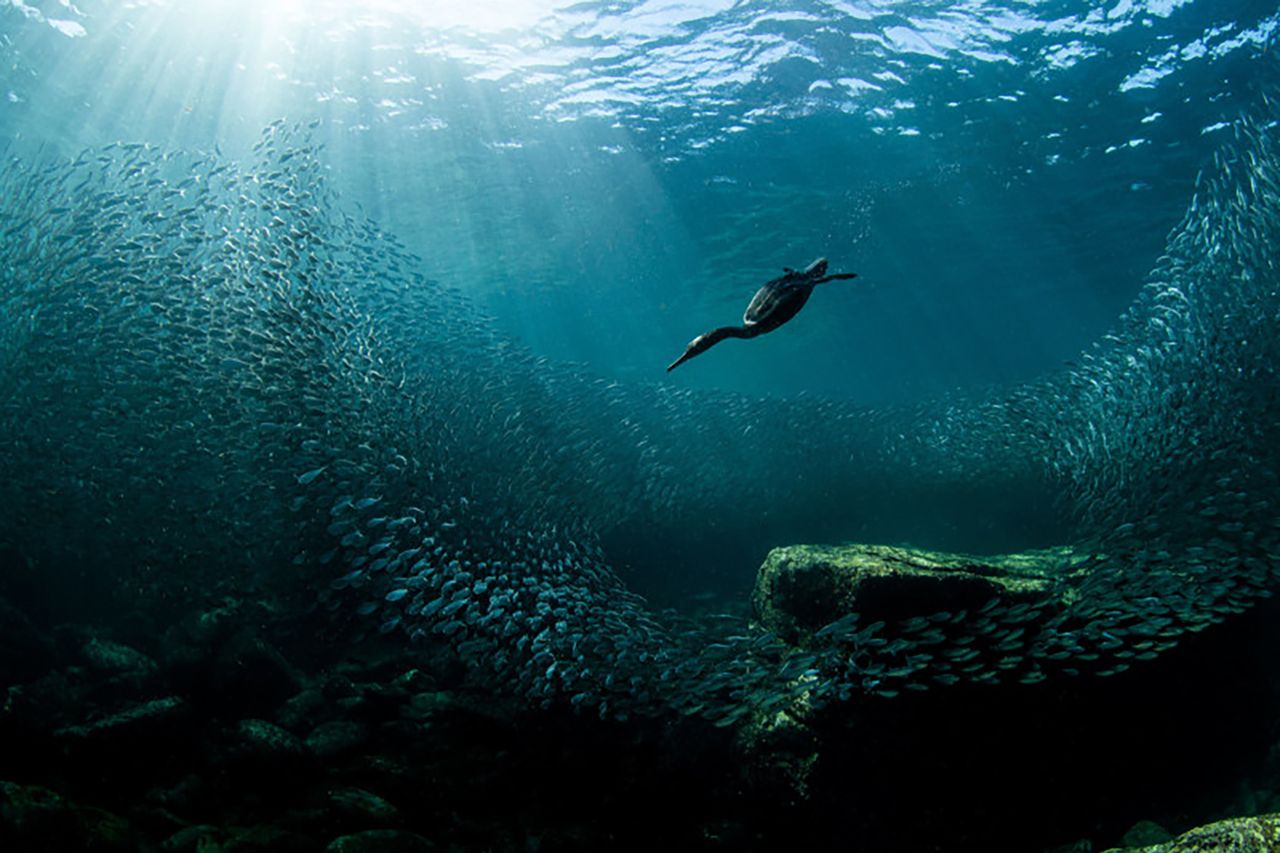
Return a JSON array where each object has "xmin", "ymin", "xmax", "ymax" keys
[{"xmin": 718, "ymin": 325, "xmax": 757, "ymax": 340}]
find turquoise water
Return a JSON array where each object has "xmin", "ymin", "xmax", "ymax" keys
[
  {"xmin": 5, "ymin": 0, "xmax": 1273, "ymax": 401},
  {"xmin": 1, "ymin": 2, "xmax": 1280, "ymax": 848},
  {"xmin": 3, "ymin": 0, "xmax": 1279, "ymax": 704}
]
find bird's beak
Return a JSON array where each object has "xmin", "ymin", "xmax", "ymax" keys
[
  {"xmin": 667, "ymin": 350, "xmax": 693, "ymax": 372},
  {"xmin": 667, "ymin": 341, "xmax": 700, "ymax": 372}
]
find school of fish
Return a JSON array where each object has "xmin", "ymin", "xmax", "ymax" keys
[{"xmin": 0, "ymin": 95, "xmax": 1277, "ymax": 724}]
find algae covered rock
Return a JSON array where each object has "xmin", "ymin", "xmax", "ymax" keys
[
  {"xmin": 752, "ymin": 542, "xmax": 1079, "ymax": 643},
  {"xmin": 0, "ymin": 779, "xmax": 133, "ymax": 850},
  {"xmin": 325, "ymin": 829, "xmax": 437, "ymax": 852},
  {"xmin": 327, "ymin": 786, "xmax": 400, "ymax": 823},
  {"xmin": 81, "ymin": 638, "xmax": 158, "ymax": 678},
  {"xmin": 55, "ymin": 696, "xmax": 187, "ymax": 744},
  {"xmin": 1105, "ymin": 813, "xmax": 1280, "ymax": 852},
  {"xmin": 161, "ymin": 823, "xmax": 315, "ymax": 852},
  {"xmin": 235, "ymin": 718, "xmax": 309, "ymax": 762},
  {"xmin": 306, "ymin": 720, "xmax": 369, "ymax": 758}
]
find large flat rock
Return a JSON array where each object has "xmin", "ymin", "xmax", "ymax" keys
[{"xmin": 752, "ymin": 542, "xmax": 1081, "ymax": 643}]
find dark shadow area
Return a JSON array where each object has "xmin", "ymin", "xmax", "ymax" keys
[{"xmin": 2, "ymin": 582, "xmax": 1275, "ymax": 852}]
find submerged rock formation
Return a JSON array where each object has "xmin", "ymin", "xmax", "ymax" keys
[
  {"xmin": 752, "ymin": 542, "xmax": 1080, "ymax": 644},
  {"xmin": 1106, "ymin": 813, "xmax": 1280, "ymax": 852}
]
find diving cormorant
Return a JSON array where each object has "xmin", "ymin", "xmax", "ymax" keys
[{"xmin": 666, "ymin": 258, "xmax": 857, "ymax": 372}]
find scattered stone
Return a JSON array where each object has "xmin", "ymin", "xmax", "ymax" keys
[
  {"xmin": 81, "ymin": 638, "xmax": 157, "ymax": 677},
  {"xmin": 336, "ymin": 692, "xmax": 405, "ymax": 725},
  {"xmin": 161, "ymin": 823, "xmax": 227, "ymax": 852},
  {"xmin": 322, "ymin": 673, "xmax": 359, "ymax": 700},
  {"xmin": 698, "ymin": 818, "xmax": 752, "ymax": 848},
  {"xmin": 328, "ymin": 787, "xmax": 400, "ymax": 823},
  {"xmin": 752, "ymin": 542, "xmax": 1082, "ymax": 642},
  {"xmin": 55, "ymin": 696, "xmax": 187, "ymax": 743},
  {"xmin": 188, "ymin": 598, "xmax": 250, "ymax": 647},
  {"xmin": 277, "ymin": 687, "xmax": 328, "ymax": 733},
  {"xmin": 161, "ymin": 822, "xmax": 315, "ymax": 852},
  {"xmin": 349, "ymin": 753, "xmax": 417, "ymax": 786},
  {"xmin": 0, "ymin": 779, "xmax": 133, "ymax": 850},
  {"xmin": 236, "ymin": 718, "xmax": 309, "ymax": 760},
  {"xmin": 126, "ymin": 803, "xmax": 187, "ymax": 840},
  {"xmin": 1, "ymin": 779, "xmax": 64, "ymax": 828},
  {"xmin": 403, "ymin": 691, "xmax": 454, "ymax": 722},
  {"xmin": 228, "ymin": 823, "xmax": 318, "ymax": 852},
  {"xmin": 325, "ymin": 829, "xmax": 437, "ymax": 853},
  {"xmin": 156, "ymin": 598, "xmax": 247, "ymax": 683},
  {"xmin": 2, "ymin": 671, "xmax": 80, "ymax": 733},
  {"xmin": 306, "ymin": 720, "xmax": 369, "ymax": 758},
  {"xmin": 146, "ymin": 774, "xmax": 208, "ymax": 813},
  {"xmin": 357, "ymin": 681, "xmax": 412, "ymax": 716},
  {"xmin": 391, "ymin": 669, "xmax": 433, "ymax": 693}
]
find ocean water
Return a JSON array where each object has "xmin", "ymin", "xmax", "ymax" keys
[{"xmin": 1, "ymin": 1, "xmax": 1279, "ymax": 850}]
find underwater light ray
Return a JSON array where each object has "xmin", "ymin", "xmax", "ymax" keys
[{"xmin": 186, "ymin": 0, "xmax": 569, "ymax": 37}]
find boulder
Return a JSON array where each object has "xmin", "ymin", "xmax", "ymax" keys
[
  {"xmin": 161, "ymin": 823, "xmax": 315, "ymax": 852},
  {"xmin": 306, "ymin": 720, "xmax": 369, "ymax": 758},
  {"xmin": 277, "ymin": 687, "xmax": 328, "ymax": 733},
  {"xmin": 752, "ymin": 542, "xmax": 1080, "ymax": 643},
  {"xmin": 54, "ymin": 696, "xmax": 188, "ymax": 744},
  {"xmin": 234, "ymin": 718, "xmax": 309, "ymax": 764},
  {"xmin": 0, "ymin": 779, "xmax": 133, "ymax": 851},
  {"xmin": 327, "ymin": 787, "xmax": 400, "ymax": 823},
  {"xmin": 2, "ymin": 671, "xmax": 81, "ymax": 734},
  {"xmin": 1105, "ymin": 813, "xmax": 1280, "ymax": 851},
  {"xmin": 81, "ymin": 638, "xmax": 158, "ymax": 678},
  {"xmin": 325, "ymin": 829, "xmax": 437, "ymax": 853},
  {"xmin": 52, "ymin": 696, "xmax": 191, "ymax": 779},
  {"xmin": 403, "ymin": 691, "xmax": 455, "ymax": 723}
]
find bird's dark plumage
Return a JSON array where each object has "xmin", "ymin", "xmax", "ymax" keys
[{"xmin": 666, "ymin": 257, "xmax": 857, "ymax": 372}]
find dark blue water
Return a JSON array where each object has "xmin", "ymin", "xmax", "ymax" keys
[{"xmin": 1, "ymin": 2, "xmax": 1279, "ymax": 850}]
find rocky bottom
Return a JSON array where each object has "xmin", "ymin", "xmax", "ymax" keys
[{"xmin": 2, "ymin": 576, "xmax": 1280, "ymax": 852}]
